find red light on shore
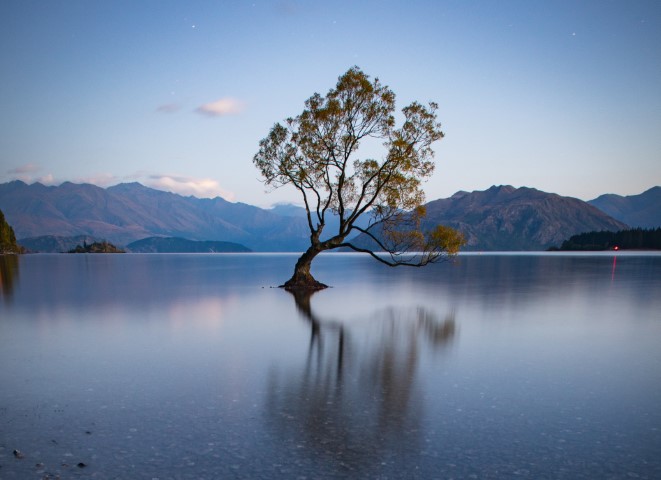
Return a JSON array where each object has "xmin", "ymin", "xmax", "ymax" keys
[{"xmin": 614, "ymin": 246, "xmax": 619, "ymax": 251}]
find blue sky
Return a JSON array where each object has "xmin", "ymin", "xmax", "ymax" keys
[{"xmin": 1, "ymin": 0, "xmax": 660, "ymax": 207}]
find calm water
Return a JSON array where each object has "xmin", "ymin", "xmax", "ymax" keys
[{"xmin": 1, "ymin": 252, "xmax": 660, "ymax": 479}]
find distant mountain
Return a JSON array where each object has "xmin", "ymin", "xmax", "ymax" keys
[
  {"xmin": 269, "ymin": 204, "xmax": 371, "ymax": 241},
  {"xmin": 352, "ymin": 185, "xmax": 628, "ymax": 251},
  {"xmin": 20, "ymin": 235, "xmax": 100, "ymax": 253},
  {"xmin": 589, "ymin": 186, "xmax": 660, "ymax": 228},
  {"xmin": 0, "ymin": 181, "xmax": 310, "ymax": 251},
  {"xmin": 270, "ymin": 203, "xmax": 308, "ymax": 218},
  {"xmin": 126, "ymin": 237, "xmax": 251, "ymax": 253}
]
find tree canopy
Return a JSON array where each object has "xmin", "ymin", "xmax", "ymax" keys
[
  {"xmin": 254, "ymin": 67, "xmax": 464, "ymax": 289},
  {"xmin": 68, "ymin": 240, "xmax": 125, "ymax": 254}
]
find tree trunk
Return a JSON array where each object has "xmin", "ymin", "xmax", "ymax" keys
[{"xmin": 281, "ymin": 246, "xmax": 328, "ymax": 290}]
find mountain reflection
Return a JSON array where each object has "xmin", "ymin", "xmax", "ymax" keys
[
  {"xmin": 0, "ymin": 254, "xmax": 19, "ymax": 302},
  {"xmin": 265, "ymin": 290, "xmax": 456, "ymax": 474}
]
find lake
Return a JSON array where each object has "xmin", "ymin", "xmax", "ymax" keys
[{"xmin": 1, "ymin": 252, "xmax": 660, "ymax": 479}]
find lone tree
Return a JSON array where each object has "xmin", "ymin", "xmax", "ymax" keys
[{"xmin": 254, "ymin": 67, "xmax": 464, "ymax": 290}]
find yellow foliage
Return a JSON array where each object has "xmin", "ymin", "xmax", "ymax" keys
[{"xmin": 426, "ymin": 225, "xmax": 466, "ymax": 255}]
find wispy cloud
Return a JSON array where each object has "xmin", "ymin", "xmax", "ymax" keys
[
  {"xmin": 156, "ymin": 103, "xmax": 182, "ymax": 114},
  {"xmin": 5, "ymin": 163, "xmax": 56, "ymax": 185},
  {"xmin": 8, "ymin": 163, "xmax": 40, "ymax": 175},
  {"xmin": 145, "ymin": 174, "xmax": 235, "ymax": 200},
  {"xmin": 275, "ymin": 1, "xmax": 302, "ymax": 15},
  {"xmin": 196, "ymin": 97, "xmax": 245, "ymax": 117},
  {"xmin": 76, "ymin": 173, "xmax": 119, "ymax": 187},
  {"xmin": 82, "ymin": 171, "xmax": 235, "ymax": 200},
  {"xmin": 37, "ymin": 174, "xmax": 56, "ymax": 185}
]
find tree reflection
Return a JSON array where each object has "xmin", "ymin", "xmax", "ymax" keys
[
  {"xmin": 0, "ymin": 254, "xmax": 19, "ymax": 302},
  {"xmin": 265, "ymin": 290, "xmax": 456, "ymax": 474}
]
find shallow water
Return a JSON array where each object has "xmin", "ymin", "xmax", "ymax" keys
[{"xmin": 1, "ymin": 252, "xmax": 660, "ymax": 479}]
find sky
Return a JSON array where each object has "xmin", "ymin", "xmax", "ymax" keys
[{"xmin": 1, "ymin": 0, "xmax": 660, "ymax": 207}]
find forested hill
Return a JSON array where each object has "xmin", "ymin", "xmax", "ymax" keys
[
  {"xmin": 552, "ymin": 228, "xmax": 661, "ymax": 251},
  {"xmin": 68, "ymin": 241, "xmax": 125, "ymax": 253},
  {"xmin": 0, "ymin": 209, "xmax": 23, "ymax": 254}
]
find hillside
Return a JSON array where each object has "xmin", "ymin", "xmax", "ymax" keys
[
  {"xmin": 351, "ymin": 185, "xmax": 628, "ymax": 251},
  {"xmin": 421, "ymin": 186, "xmax": 628, "ymax": 250},
  {"xmin": 0, "ymin": 181, "xmax": 309, "ymax": 251},
  {"xmin": 589, "ymin": 186, "xmax": 660, "ymax": 228},
  {"xmin": 126, "ymin": 237, "xmax": 251, "ymax": 253}
]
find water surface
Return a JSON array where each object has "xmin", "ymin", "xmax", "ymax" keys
[{"xmin": 1, "ymin": 253, "xmax": 660, "ymax": 479}]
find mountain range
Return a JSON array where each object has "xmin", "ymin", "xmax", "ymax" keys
[
  {"xmin": 0, "ymin": 180, "xmax": 657, "ymax": 252},
  {"xmin": 0, "ymin": 181, "xmax": 309, "ymax": 251}
]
